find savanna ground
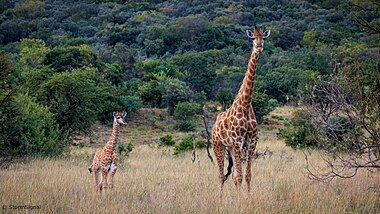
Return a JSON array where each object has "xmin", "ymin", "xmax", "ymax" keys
[{"xmin": 1, "ymin": 107, "xmax": 379, "ymax": 213}]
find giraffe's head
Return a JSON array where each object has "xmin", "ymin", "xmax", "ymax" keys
[
  {"xmin": 113, "ymin": 111, "xmax": 127, "ymax": 125},
  {"xmin": 246, "ymin": 26, "xmax": 270, "ymax": 53}
]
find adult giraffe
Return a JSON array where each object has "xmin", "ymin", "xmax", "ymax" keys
[{"xmin": 211, "ymin": 26, "xmax": 270, "ymax": 198}]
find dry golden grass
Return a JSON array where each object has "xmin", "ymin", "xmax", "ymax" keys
[{"xmin": 1, "ymin": 107, "xmax": 379, "ymax": 213}]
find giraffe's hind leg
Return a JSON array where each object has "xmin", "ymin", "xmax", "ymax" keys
[
  {"xmin": 232, "ymin": 146, "xmax": 243, "ymax": 194},
  {"xmin": 245, "ymin": 139, "xmax": 257, "ymax": 193},
  {"xmin": 94, "ymin": 168, "xmax": 103, "ymax": 193}
]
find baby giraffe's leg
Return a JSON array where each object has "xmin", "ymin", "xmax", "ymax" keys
[
  {"xmin": 109, "ymin": 152, "xmax": 119, "ymax": 189},
  {"xmin": 94, "ymin": 168, "xmax": 101, "ymax": 193},
  {"xmin": 90, "ymin": 151, "xmax": 102, "ymax": 193},
  {"xmin": 101, "ymin": 167, "xmax": 109, "ymax": 194}
]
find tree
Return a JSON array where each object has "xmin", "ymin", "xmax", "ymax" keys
[
  {"xmin": 161, "ymin": 77, "xmax": 192, "ymax": 115},
  {"xmin": 44, "ymin": 45, "xmax": 99, "ymax": 72},
  {"xmin": 137, "ymin": 80, "xmax": 163, "ymax": 108},
  {"xmin": 345, "ymin": 0, "xmax": 380, "ymax": 34},
  {"xmin": 37, "ymin": 67, "xmax": 117, "ymax": 134},
  {"xmin": 0, "ymin": 93, "xmax": 66, "ymax": 158},
  {"xmin": 215, "ymin": 88, "xmax": 234, "ymax": 110},
  {"xmin": 174, "ymin": 102, "xmax": 199, "ymax": 132},
  {"xmin": 170, "ymin": 51, "xmax": 216, "ymax": 96},
  {"xmin": 301, "ymin": 61, "xmax": 379, "ymax": 181},
  {"xmin": 252, "ymin": 89, "xmax": 278, "ymax": 124},
  {"xmin": 20, "ymin": 38, "xmax": 48, "ymax": 68}
]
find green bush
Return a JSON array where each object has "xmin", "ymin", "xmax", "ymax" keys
[
  {"xmin": 161, "ymin": 78, "xmax": 193, "ymax": 115},
  {"xmin": 175, "ymin": 120, "xmax": 196, "ymax": 132},
  {"xmin": 44, "ymin": 45, "xmax": 99, "ymax": 72},
  {"xmin": 277, "ymin": 110, "xmax": 318, "ymax": 149},
  {"xmin": 159, "ymin": 135, "xmax": 176, "ymax": 147},
  {"xmin": 174, "ymin": 102, "xmax": 198, "ymax": 132},
  {"xmin": 137, "ymin": 80, "xmax": 163, "ymax": 107},
  {"xmin": 173, "ymin": 134, "xmax": 194, "ymax": 155},
  {"xmin": 252, "ymin": 89, "xmax": 278, "ymax": 124},
  {"xmin": 119, "ymin": 95, "xmax": 143, "ymax": 113},
  {"xmin": 118, "ymin": 142, "xmax": 134, "ymax": 157},
  {"xmin": 215, "ymin": 88, "xmax": 234, "ymax": 109},
  {"xmin": 0, "ymin": 93, "xmax": 66, "ymax": 157},
  {"xmin": 37, "ymin": 67, "xmax": 118, "ymax": 134},
  {"xmin": 194, "ymin": 139, "xmax": 207, "ymax": 149}
]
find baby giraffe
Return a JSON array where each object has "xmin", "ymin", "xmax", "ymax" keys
[{"xmin": 88, "ymin": 111, "xmax": 127, "ymax": 193}]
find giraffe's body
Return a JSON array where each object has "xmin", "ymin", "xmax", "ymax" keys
[
  {"xmin": 211, "ymin": 26, "xmax": 270, "ymax": 198},
  {"xmin": 88, "ymin": 111, "xmax": 126, "ymax": 193}
]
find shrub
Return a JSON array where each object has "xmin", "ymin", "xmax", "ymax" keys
[
  {"xmin": 137, "ymin": 80, "xmax": 163, "ymax": 107},
  {"xmin": 175, "ymin": 120, "xmax": 196, "ymax": 132},
  {"xmin": 252, "ymin": 89, "xmax": 278, "ymax": 124},
  {"xmin": 194, "ymin": 139, "xmax": 207, "ymax": 149},
  {"xmin": 119, "ymin": 95, "xmax": 143, "ymax": 113},
  {"xmin": 37, "ymin": 67, "xmax": 117, "ymax": 134},
  {"xmin": 215, "ymin": 88, "xmax": 234, "ymax": 109},
  {"xmin": 159, "ymin": 135, "xmax": 176, "ymax": 147},
  {"xmin": 173, "ymin": 134, "xmax": 194, "ymax": 155},
  {"xmin": 174, "ymin": 102, "xmax": 198, "ymax": 132},
  {"xmin": 173, "ymin": 102, "xmax": 198, "ymax": 120},
  {"xmin": 161, "ymin": 78, "xmax": 193, "ymax": 115},
  {"xmin": 44, "ymin": 45, "xmax": 99, "ymax": 72},
  {"xmin": 0, "ymin": 93, "xmax": 66, "ymax": 157},
  {"xmin": 277, "ymin": 110, "xmax": 318, "ymax": 149},
  {"xmin": 118, "ymin": 142, "xmax": 134, "ymax": 157}
]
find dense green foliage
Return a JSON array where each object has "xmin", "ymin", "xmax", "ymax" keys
[
  {"xmin": 0, "ymin": 0, "xmax": 378, "ymax": 158},
  {"xmin": 118, "ymin": 142, "xmax": 134, "ymax": 158},
  {"xmin": 173, "ymin": 134, "xmax": 195, "ymax": 155},
  {"xmin": 277, "ymin": 110, "xmax": 317, "ymax": 149},
  {"xmin": 159, "ymin": 134, "xmax": 176, "ymax": 147},
  {"xmin": 173, "ymin": 102, "xmax": 199, "ymax": 132}
]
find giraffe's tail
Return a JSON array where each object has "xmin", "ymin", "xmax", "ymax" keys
[
  {"xmin": 225, "ymin": 149, "xmax": 233, "ymax": 180},
  {"xmin": 88, "ymin": 165, "xmax": 93, "ymax": 173}
]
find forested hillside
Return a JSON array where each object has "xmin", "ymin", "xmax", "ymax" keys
[{"xmin": 0, "ymin": 0, "xmax": 379, "ymax": 159}]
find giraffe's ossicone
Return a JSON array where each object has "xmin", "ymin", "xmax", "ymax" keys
[{"xmin": 211, "ymin": 26, "xmax": 270, "ymax": 199}]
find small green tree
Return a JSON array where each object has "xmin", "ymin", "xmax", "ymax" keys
[
  {"xmin": 44, "ymin": 45, "xmax": 99, "ymax": 72},
  {"xmin": 173, "ymin": 102, "xmax": 198, "ymax": 132},
  {"xmin": 173, "ymin": 134, "xmax": 194, "ymax": 155},
  {"xmin": 161, "ymin": 77, "xmax": 192, "ymax": 115},
  {"xmin": 20, "ymin": 38, "xmax": 48, "ymax": 68},
  {"xmin": 119, "ymin": 95, "xmax": 143, "ymax": 113},
  {"xmin": 0, "ymin": 93, "xmax": 66, "ymax": 157},
  {"xmin": 252, "ymin": 89, "xmax": 278, "ymax": 124},
  {"xmin": 137, "ymin": 80, "xmax": 163, "ymax": 107},
  {"xmin": 37, "ymin": 67, "xmax": 117, "ymax": 134},
  {"xmin": 159, "ymin": 135, "xmax": 176, "ymax": 147},
  {"xmin": 215, "ymin": 88, "xmax": 234, "ymax": 109}
]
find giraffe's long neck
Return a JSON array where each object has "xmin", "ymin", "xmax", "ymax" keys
[
  {"xmin": 105, "ymin": 121, "xmax": 120, "ymax": 150},
  {"xmin": 233, "ymin": 49, "xmax": 259, "ymax": 108}
]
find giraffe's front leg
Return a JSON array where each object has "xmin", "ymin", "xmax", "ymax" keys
[
  {"xmin": 109, "ymin": 152, "xmax": 119, "ymax": 189},
  {"xmin": 245, "ymin": 138, "xmax": 257, "ymax": 193}
]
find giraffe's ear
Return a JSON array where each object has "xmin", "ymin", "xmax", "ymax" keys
[
  {"xmin": 123, "ymin": 112, "xmax": 127, "ymax": 118},
  {"xmin": 113, "ymin": 112, "xmax": 117, "ymax": 118},
  {"xmin": 246, "ymin": 30, "xmax": 254, "ymax": 39},
  {"xmin": 263, "ymin": 30, "xmax": 271, "ymax": 39}
]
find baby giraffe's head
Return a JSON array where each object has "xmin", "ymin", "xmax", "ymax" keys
[{"xmin": 113, "ymin": 111, "xmax": 127, "ymax": 125}]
